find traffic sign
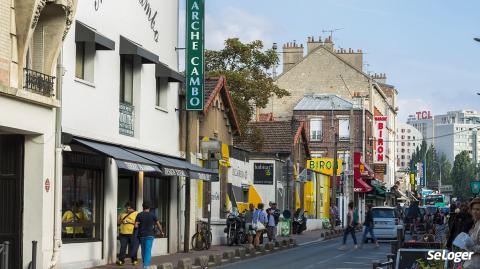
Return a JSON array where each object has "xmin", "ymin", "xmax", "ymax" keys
[
  {"xmin": 439, "ymin": 185, "xmax": 453, "ymax": 193},
  {"xmin": 471, "ymin": 181, "xmax": 480, "ymax": 196}
]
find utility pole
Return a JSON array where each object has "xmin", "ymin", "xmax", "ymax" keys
[
  {"xmin": 332, "ymin": 133, "xmax": 339, "ymax": 207},
  {"xmin": 184, "ymin": 109, "xmax": 191, "ymax": 253}
]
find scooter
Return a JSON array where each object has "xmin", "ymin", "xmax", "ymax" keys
[{"xmin": 292, "ymin": 208, "xmax": 307, "ymax": 234}]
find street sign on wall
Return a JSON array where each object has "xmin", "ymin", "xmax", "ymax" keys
[{"xmin": 186, "ymin": 0, "xmax": 205, "ymax": 110}]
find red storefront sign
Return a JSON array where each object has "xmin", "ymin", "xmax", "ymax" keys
[
  {"xmin": 353, "ymin": 152, "xmax": 373, "ymax": 193},
  {"xmin": 375, "ymin": 116, "xmax": 387, "ymax": 163}
]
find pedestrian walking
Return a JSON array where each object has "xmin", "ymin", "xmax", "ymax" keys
[
  {"xmin": 135, "ymin": 201, "xmax": 164, "ymax": 268},
  {"xmin": 330, "ymin": 204, "xmax": 338, "ymax": 229},
  {"xmin": 447, "ymin": 202, "xmax": 474, "ymax": 250},
  {"xmin": 463, "ymin": 198, "xmax": 480, "ymax": 269},
  {"xmin": 339, "ymin": 202, "xmax": 358, "ymax": 250},
  {"xmin": 117, "ymin": 202, "xmax": 139, "ymax": 266},
  {"xmin": 360, "ymin": 204, "xmax": 379, "ymax": 248},
  {"xmin": 252, "ymin": 203, "xmax": 268, "ymax": 247},
  {"xmin": 244, "ymin": 203, "xmax": 256, "ymax": 245}
]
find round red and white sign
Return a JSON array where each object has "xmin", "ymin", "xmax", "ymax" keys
[{"xmin": 45, "ymin": 178, "xmax": 51, "ymax": 192}]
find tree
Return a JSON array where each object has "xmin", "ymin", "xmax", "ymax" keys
[
  {"xmin": 451, "ymin": 151, "xmax": 476, "ymax": 200},
  {"xmin": 205, "ymin": 38, "xmax": 290, "ymax": 134},
  {"xmin": 438, "ymin": 153, "xmax": 452, "ymax": 185}
]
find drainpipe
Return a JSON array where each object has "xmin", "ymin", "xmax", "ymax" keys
[{"xmin": 49, "ymin": 49, "xmax": 64, "ymax": 269}]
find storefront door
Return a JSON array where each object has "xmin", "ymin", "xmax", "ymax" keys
[
  {"xmin": 0, "ymin": 135, "xmax": 24, "ymax": 268},
  {"xmin": 118, "ymin": 176, "xmax": 137, "ymax": 214}
]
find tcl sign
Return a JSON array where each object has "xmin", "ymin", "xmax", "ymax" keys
[
  {"xmin": 416, "ymin": 111, "xmax": 432, "ymax": 120},
  {"xmin": 375, "ymin": 116, "xmax": 387, "ymax": 163}
]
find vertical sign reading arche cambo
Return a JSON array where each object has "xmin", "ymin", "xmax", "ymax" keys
[
  {"xmin": 375, "ymin": 116, "xmax": 388, "ymax": 162},
  {"xmin": 186, "ymin": 0, "xmax": 205, "ymax": 110}
]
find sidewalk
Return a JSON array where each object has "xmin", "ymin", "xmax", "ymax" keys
[{"xmin": 91, "ymin": 228, "xmax": 342, "ymax": 269}]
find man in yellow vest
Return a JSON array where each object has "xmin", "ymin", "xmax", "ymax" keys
[{"xmin": 117, "ymin": 202, "xmax": 139, "ymax": 266}]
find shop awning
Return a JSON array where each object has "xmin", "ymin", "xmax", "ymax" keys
[
  {"xmin": 75, "ymin": 21, "xmax": 115, "ymax": 50},
  {"xmin": 373, "ymin": 186, "xmax": 386, "ymax": 195},
  {"xmin": 361, "ymin": 162, "xmax": 375, "ymax": 178},
  {"xmin": 120, "ymin": 36, "xmax": 159, "ymax": 64},
  {"xmin": 72, "ymin": 138, "xmax": 161, "ymax": 173},
  {"xmin": 354, "ymin": 176, "xmax": 373, "ymax": 193},
  {"xmin": 126, "ymin": 149, "xmax": 215, "ymax": 180},
  {"xmin": 156, "ymin": 62, "xmax": 185, "ymax": 83}
]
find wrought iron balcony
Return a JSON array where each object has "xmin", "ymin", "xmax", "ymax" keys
[{"xmin": 23, "ymin": 68, "xmax": 55, "ymax": 97}]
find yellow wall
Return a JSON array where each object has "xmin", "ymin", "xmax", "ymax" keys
[
  {"xmin": 197, "ymin": 180, "xmax": 203, "ymax": 209},
  {"xmin": 304, "ymin": 181, "xmax": 315, "ymax": 216},
  {"xmin": 323, "ymin": 175, "xmax": 331, "ymax": 218}
]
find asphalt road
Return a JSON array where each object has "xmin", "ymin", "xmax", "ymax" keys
[{"xmin": 218, "ymin": 233, "xmax": 392, "ymax": 269}]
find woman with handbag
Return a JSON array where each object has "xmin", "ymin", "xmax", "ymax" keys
[{"xmin": 253, "ymin": 203, "xmax": 268, "ymax": 247}]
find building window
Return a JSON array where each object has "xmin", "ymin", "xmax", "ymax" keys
[
  {"xmin": 338, "ymin": 118, "xmax": 350, "ymax": 140},
  {"xmin": 156, "ymin": 77, "xmax": 169, "ymax": 110},
  {"xmin": 310, "ymin": 118, "xmax": 323, "ymax": 141},
  {"xmin": 401, "ymin": 129, "xmax": 405, "ymax": 133},
  {"xmin": 120, "ymin": 55, "xmax": 134, "ymax": 104},
  {"xmin": 401, "ymin": 155, "xmax": 405, "ymax": 159},
  {"xmin": 143, "ymin": 177, "xmax": 169, "ymax": 238},
  {"xmin": 401, "ymin": 142, "xmax": 405, "ymax": 146},
  {"xmin": 62, "ymin": 167, "xmax": 103, "ymax": 242},
  {"xmin": 401, "ymin": 149, "xmax": 405, "ymax": 153},
  {"xmin": 401, "ymin": 162, "xmax": 405, "ymax": 166},
  {"xmin": 75, "ymin": 42, "xmax": 95, "ymax": 82}
]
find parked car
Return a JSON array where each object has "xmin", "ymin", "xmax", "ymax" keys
[{"xmin": 367, "ymin": 206, "xmax": 404, "ymax": 240}]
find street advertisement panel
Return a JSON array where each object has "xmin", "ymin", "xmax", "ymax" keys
[
  {"xmin": 253, "ymin": 163, "xmax": 274, "ymax": 185},
  {"xmin": 186, "ymin": 0, "xmax": 205, "ymax": 110},
  {"xmin": 374, "ymin": 116, "xmax": 387, "ymax": 163}
]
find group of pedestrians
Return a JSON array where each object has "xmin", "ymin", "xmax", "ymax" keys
[
  {"xmin": 339, "ymin": 202, "xmax": 379, "ymax": 250},
  {"xmin": 116, "ymin": 201, "xmax": 164, "ymax": 268},
  {"xmin": 244, "ymin": 202, "xmax": 281, "ymax": 247}
]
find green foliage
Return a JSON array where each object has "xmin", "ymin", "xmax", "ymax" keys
[
  {"xmin": 409, "ymin": 141, "xmax": 453, "ymax": 189},
  {"xmin": 205, "ymin": 38, "xmax": 290, "ymax": 134},
  {"xmin": 451, "ymin": 151, "xmax": 476, "ymax": 200}
]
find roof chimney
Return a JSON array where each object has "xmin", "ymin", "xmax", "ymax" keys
[
  {"xmin": 307, "ymin": 35, "xmax": 323, "ymax": 54},
  {"xmin": 282, "ymin": 41, "xmax": 304, "ymax": 73}
]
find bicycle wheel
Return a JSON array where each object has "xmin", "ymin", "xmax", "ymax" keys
[
  {"xmin": 205, "ymin": 230, "xmax": 212, "ymax": 250},
  {"xmin": 191, "ymin": 232, "xmax": 204, "ymax": 251}
]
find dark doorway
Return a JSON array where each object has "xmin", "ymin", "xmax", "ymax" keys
[{"xmin": 0, "ymin": 135, "xmax": 24, "ymax": 268}]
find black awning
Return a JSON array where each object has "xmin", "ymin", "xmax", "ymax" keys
[
  {"xmin": 72, "ymin": 138, "xmax": 161, "ymax": 173},
  {"xmin": 120, "ymin": 36, "xmax": 159, "ymax": 64},
  {"xmin": 156, "ymin": 62, "xmax": 185, "ymax": 83},
  {"xmin": 126, "ymin": 149, "xmax": 216, "ymax": 180},
  {"xmin": 75, "ymin": 21, "xmax": 115, "ymax": 51}
]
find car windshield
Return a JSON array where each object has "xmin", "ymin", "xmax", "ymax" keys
[{"xmin": 372, "ymin": 208, "xmax": 395, "ymax": 218}]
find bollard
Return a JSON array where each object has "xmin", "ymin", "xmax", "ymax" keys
[
  {"xmin": 387, "ymin": 253, "xmax": 396, "ymax": 269},
  {"xmin": 372, "ymin": 260, "xmax": 380, "ymax": 269},
  {"xmin": 396, "ymin": 227, "xmax": 403, "ymax": 249},
  {"xmin": 31, "ymin": 240, "xmax": 37, "ymax": 269}
]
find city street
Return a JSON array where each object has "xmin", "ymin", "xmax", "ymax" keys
[{"xmin": 219, "ymin": 233, "xmax": 391, "ymax": 269}]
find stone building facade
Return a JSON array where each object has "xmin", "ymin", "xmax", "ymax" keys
[{"xmin": 263, "ymin": 36, "xmax": 397, "ymax": 188}]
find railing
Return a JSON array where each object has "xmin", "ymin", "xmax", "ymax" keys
[
  {"xmin": 0, "ymin": 241, "xmax": 10, "ymax": 269},
  {"xmin": 23, "ymin": 68, "xmax": 55, "ymax": 97}
]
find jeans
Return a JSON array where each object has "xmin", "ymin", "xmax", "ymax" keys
[
  {"xmin": 119, "ymin": 233, "xmax": 139, "ymax": 262},
  {"xmin": 139, "ymin": 236, "xmax": 155, "ymax": 267},
  {"xmin": 342, "ymin": 226, "xmax": 357, "ymax": 245},
  {"xmin": 267, "ymin": 226, "xmax": 277, "ymax": 242},
  {"xmin": 361, "ymin": 226, "xmax": 377, "ymax": 243}
]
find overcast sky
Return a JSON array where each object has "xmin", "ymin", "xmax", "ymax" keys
[{"xmin": 180, "ymin": 0, "xmax": 480, "ymax": 122}]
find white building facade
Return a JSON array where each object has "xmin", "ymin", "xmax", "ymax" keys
[
  {"xmin": 396, "ymin": 123, "xmax": 423, "ymax": 171},
  {"xmin": 54, "ymin": 1, "xmax": 208, "ymax": 268},
  {"xmin": 435, "ymin": 110, "xmax": 480, "ymax": 164}
]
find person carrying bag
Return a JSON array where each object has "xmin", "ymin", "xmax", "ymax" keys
[{"xmin": 253, "ymin": 203, "xmax": 267, "ymax": 247}]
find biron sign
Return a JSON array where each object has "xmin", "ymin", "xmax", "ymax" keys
[
  {"xmin": 186, "ymin": 0, "xmax": 205, "ymax": 110},
  {"xmin": 375, "ymin": 116, "xmax": 387, "ymax": 163}
]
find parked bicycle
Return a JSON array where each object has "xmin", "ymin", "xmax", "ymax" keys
[{"xmin": 191, "ymin": 221, "xmax": 212, "ymax": 251}]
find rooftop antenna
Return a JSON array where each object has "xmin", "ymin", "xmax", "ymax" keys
[{"xmin": 322, "ymin": 28, "xmax": 344, "ymax": 40}]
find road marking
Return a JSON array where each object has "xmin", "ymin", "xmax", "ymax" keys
[
  {"xmin": 343, "ymin": 261, "xmax": 371, "ymax": 265},
  {"xmin": 316, "ymin": 253, "xmax": 346, "ymax": 264}
]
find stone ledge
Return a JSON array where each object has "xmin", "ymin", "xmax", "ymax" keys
[{"xmin": 0, "ymin": 85, "xmax": 60, "ymax": 108}]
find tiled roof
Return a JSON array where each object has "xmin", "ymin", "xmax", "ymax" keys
[
  {"xmin": 203, "ymin": 76, "xmax": 241, "ymax": 135},
  {"xmin": 234, "ymin": 121, "xmax": 309, "ymax": 154},
  {"xmin": 294, "ymin": 94, "xmax": 353, "ymax": 111},
  {"xmin": 258, "ymin": 113, "xmax": 274, "ymax": 121}
]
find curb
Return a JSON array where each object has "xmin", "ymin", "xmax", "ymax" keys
[{"xmin": 156, "ymin": 239, "xmax": 298, "ymax": 269}]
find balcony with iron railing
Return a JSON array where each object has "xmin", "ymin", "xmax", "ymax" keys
[{"xmin": 23, "ymin": 68, "xmax": 55, "ymax": 97}]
